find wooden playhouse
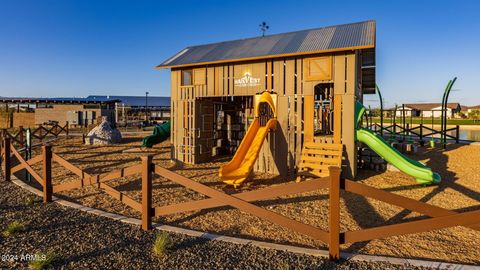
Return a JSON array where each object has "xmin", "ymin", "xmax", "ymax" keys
[{"xmin": 156, "ymin": 20, "xmax": 376, "ymax": 181}]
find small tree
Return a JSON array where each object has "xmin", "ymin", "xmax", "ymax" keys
[{"xmin": 469, "ymin": 109, "xmax": 480, "ymax": 123}]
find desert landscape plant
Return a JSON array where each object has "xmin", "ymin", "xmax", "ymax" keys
[
  {"xmin": 25, "ymin": 195, "xmax": 42, "ymax": 205},
  {"xmin": 29, "ymin": 251, "xmax": 56, "ymax": 270},
  {"xmin": 152, "ymin": 232, "xmax": 172, "ymax": 257},
  {"xmin": 3, "ymin": 221, "xmax": 25, "ymax": 237}
]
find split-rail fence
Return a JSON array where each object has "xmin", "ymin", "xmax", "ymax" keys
[{"xmin": 1, "ymin": 137, "xmax": 479, "ymax": 260}]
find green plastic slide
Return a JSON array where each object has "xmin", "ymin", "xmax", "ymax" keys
[
  {"xmin": 355, "ymin": 102, "xmax": 441, "ymax": 184},
  {"xmin": 141, "ymin": 121, "xmax": 171, "ymax": 148}
]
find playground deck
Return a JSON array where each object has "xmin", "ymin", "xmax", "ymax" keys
[{"xmin": 18, "ymin": 136, "xmax": 480, "ymax": 264}]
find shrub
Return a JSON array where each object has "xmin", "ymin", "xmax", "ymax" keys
[
  {"xmin": 29, "ymin": 251, "xmax": 56, "ymax": 270},
  {"xmin": 152, "ymin": 232, "xmax": 172, "ymax": 257},
  {"xmin": 3, "ymin": 221, "xmax": 25, "ymax": 237},
  {"xmin": 25, "ymin": 195, "xmax": 42, "ymax": 206}
]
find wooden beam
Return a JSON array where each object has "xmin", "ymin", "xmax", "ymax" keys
[
  {"xmin": 10, "ymin": 143, "xmax": 43, "ymax": 185},
  {"xmin": 156, "ymin": 45, "xmax": 375, "ymax": 69},
  {"xmin": 345, "ymin": 180, "xmax": 480, "ymax": 231},
  {"xmin": 154, "ymin": 165, "xmax": 329, "ymax": 243},
  {"xmin": 154, "ymin": 177, "xmax": 329, "ymax": 216},
  {"xmin": 344, "ymin": 210, "xmax": 480, "ymax": 243},
  {"xmin": 328, "ymin": 167, "xmax": 341, "ymax": 260},
  {"xmin": 3, "ymin": 138, "xmax": 10, "ymax": 181},
  {"xmin": 142, "ymin": 155, "xmax": 153, "ymax": 230},
  {"xmin": 11, "ymin": 155, "xmax": 42, "ymax": 174},
  {"xmin": 42, "ymin": 144, "xmax": 52, "ymax": 203},
  {"xmin": 99, "ymin": 183, "xmax": 141, "ymax": 212}
]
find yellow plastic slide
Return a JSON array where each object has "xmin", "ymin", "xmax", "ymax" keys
[
  {"xmin": 219, "ymin": 91, "xmax": 277, "ymax": 187},
  {"xmin": 219, "ymin": 118, "xmax": 277, "ymax": 187}
]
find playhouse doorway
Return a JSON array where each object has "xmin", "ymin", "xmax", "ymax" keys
[
  {"xmin": 314, "ymin": 83, "xmax": 334, "ymax": 137},
  {"xmin": 195, "ymin": 96, "xmax": 254, "ymax": 160}
]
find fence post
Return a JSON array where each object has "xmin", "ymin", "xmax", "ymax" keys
[
  {"xmin": 328, "ymin": 166, "xmax": 342, "ymax": 260},
  {"xmin": 65, "ymin": 121, "xmax": 69, "ymax": 136},
  {"xmin": 419, "ymin": 124, "xmax": 423, "ymax": 143},
  {"xmin": 3, "ymin": 138, "xmax": 11, "ymax": 181},
  {"xmin": 141, "ymin": 155, "xmax": 153, "ymax": 230},
  {"xmin": 42, "ymin": 144, "xmax": 52, "ymax": 203},
  {"xmin": 455, "ymin": 125, "xmax": 459, "ymax": 143}
]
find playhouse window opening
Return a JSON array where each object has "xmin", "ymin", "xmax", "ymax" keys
[
  {"xmin": 181, "ymin": 69, "xmax": 193, "ymax": 86},
  {"xmin": 314, "ymin": 83, "xmax": 334, "ymax": 136}
]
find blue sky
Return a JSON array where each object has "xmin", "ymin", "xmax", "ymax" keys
[{"xmin": 0, "ymin": 0, "xmax": 479, "ymax": 107}]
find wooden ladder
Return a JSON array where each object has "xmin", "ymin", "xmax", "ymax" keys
[{"xmin": 297, "ymin": 142, "xmax": 343, "ymax": 181}]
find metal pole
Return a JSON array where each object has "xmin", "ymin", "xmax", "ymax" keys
[
  {"xmin": 440, "ymin": 78, "xmax": 456, "ymax": 148},
  {"xmin": 443, "ymin": 77, "xmax": 457, "ymax": 148},
  {"xmin": 42, "ymin": 144, "xmax": 52, "ymax": 203},
  {"xmin": 376, "ymin": 85, "xmax": 384, "ymax": 136},
  {"xmin": 402, "ymin": 104, "xmax": 406, "ymax": 141},
  {"xmin": 145, "ymin": 91, "xmax": 149, "ymax": 123},
  {"xmin": 26, "ymin": 128, "xmax": 32, "ymax": 182}
]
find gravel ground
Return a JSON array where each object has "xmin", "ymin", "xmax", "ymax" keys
[
  {"xmin": 17, "ymin": 136, "xmax": 480, "ymax": 264},
  {"xmin": 0, "ymin": 180, "xmax": 429, "ymax": 269}
]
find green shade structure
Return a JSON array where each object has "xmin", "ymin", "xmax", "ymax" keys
[{"xmin": 141, "ymin": 121, "xmax": 171, "ymax": 148}]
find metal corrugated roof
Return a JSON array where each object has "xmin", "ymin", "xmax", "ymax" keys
[
  {"xmin": 87, "ymin": 96, "xmax": 171, "ymax": 107},
  {"xmin": 157, "ymin": 20, "xmax": 375, "ymax": 68},
  {"xmin": 0, "ymin": 97, "xmax": 119, "ymax": 104}
]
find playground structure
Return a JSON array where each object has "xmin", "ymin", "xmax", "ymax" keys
[
  {"xmin": 141, "ymin": 121, "xmax": 171, "ymax": 148},
  {"xmin": 356, "ymin": 102, "xmax": 441, "ymax": 184},
  {"xmin": 365, "ymin": 80, "xmax": 461, "ymax": 146},
  {"xmin": 0, "ymin": 20, "xmax": 478, "ymax": 263},
  {"xmin": 158, "ymin": 20, "xmax": 440, "ymax": 186},
  {"xmin": 159, "ymin": 20, "xmax": 378, "ymax": 183},
  {"xmin": 219, "ymin": 92, "xmax": 277, "ymax": 187},
  {"xmin": 2, "ymin": 136, "xmax": 479, "ymax": 261}
]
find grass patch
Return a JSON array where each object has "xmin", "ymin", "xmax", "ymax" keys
[
  {"xmin": 152, "ymin": 232, "xmax": 172, "ymax": 257},
  {"xmin": 29, "ymin": 251, "xmax": 56, "ymax": 270},
  {"xmin": 25, "ymin": 195, "xmax": 42, "ymax": 206},
  {"xmin": 3, "ymin": 221, "xmax": 25, "ymax": 237}
]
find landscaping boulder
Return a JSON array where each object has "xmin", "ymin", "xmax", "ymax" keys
[{"xmin": 85, "ymin": 117, "xmax": 122, "ymax": 145}]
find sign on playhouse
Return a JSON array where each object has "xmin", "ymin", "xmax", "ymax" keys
[{"xmin": 235, "ymin": 72, "xmax": 261, "ymax": 87}]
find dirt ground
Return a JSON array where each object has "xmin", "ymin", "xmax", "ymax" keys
[{"xmin": 20, "ymin": 135, "xmax": 480, "ymax": 264}]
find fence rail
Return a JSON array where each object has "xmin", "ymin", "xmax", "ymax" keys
[
  {"xmin": 368, "ymin": 123, "xmax": 460, "ymax": 143},
  {"xmin": 1, "ymin": 137, "xmax": 479, "ymax": 261},
  {"xmin": 1, "ymin": 122, "xmax": 69, "ymax": 147}
]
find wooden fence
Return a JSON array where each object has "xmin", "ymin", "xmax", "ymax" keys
[
  {"xmin": 368, "ymin": 122, "xmax": 460, "ymax": 144},
  {"xmin": 1, "ymin": 137, "xmax": 479, "ymax": 260},
  {"xmin": 1, "ymin": 122, "xmax": 69, "ymax": 147}
]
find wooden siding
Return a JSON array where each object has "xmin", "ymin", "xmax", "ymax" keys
[{"xmin": 170, "ymin": 52, "xmax": 359, "ymax": 178}]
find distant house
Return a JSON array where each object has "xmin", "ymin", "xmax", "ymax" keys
[
  {"xmin": 467, "ymin": 105, "xmax": 480, "ymax": 117},
  {"xmin": 393, "ymin": 105, "xmax": 419, "ymax": 117},
  {"xmin": 467, "ymin": 105, "xmax": 480, "ymax": 114},
  {"xmin": 395, "ymin": 103, "xmax": 461, "ymax": 118}
]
